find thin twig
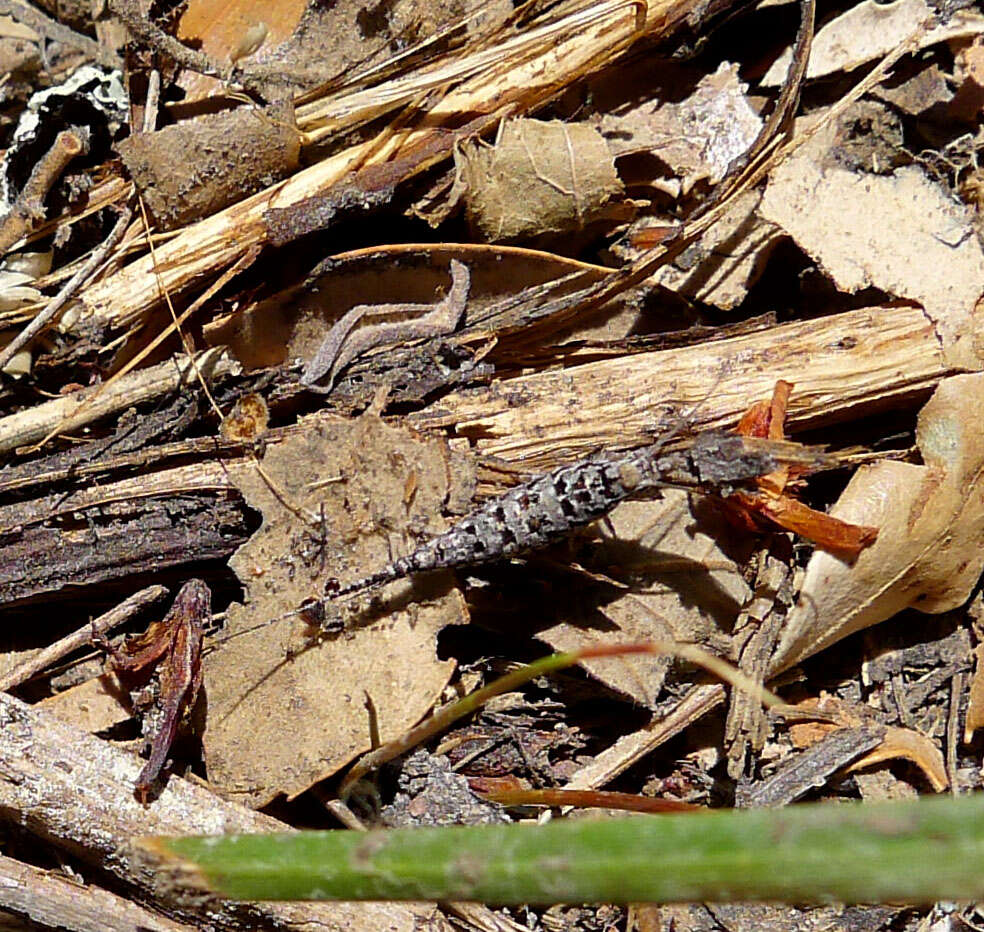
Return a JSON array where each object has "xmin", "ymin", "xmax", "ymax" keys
[
  {"xmin": 0, "ymin": 585, "xmax": 168, "ymax": 691},
  {"xmin": 0, "ymin": 200, "xmax": 133, "ymax": 373},
  {"xmin": 0, "ymin": 129, "xmax": 86, "ymax": 257},
  {"xmin": 101, "ymin": 242, "xmax": 260, "ymax": 402},
  {"xmin": 106, "ymin": 0, "xmax": 268, "ymax": 98},
  {"xmin": 107, "ymin": 0, "xmax": 223, "ymax": 79},
  {"xmin": 0, "ymin": 0, "xmax": 122, "ymax": 68}
]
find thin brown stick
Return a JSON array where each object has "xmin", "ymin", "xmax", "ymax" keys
[
  {"xmin": 0, "ymin": 0, "xmax": 122, "ymax": 68},
  {"xmin": 0, "ymin": 201, "xmax": 134, "ymax": 373},
  {"xmin": 0, "ymin": 585, "xmax": 168, "ymax": 691},
  {"xmin": 0, "ymin": 347, "xmax": 237, "ymax": 455},
  {"xmin": 30, "ymin": 238, "xmax": 257, "ymax": 452},
  {"xmin": 339, "ymin": 641, "xmax": 779, "ymax": 798},
  {"xmin": 0, "ymin": 130, "xmax": 86, "ymax": 257},
  {"xmin": 107, "ymin": 0, "xmax": 224, "ymax": 79}
]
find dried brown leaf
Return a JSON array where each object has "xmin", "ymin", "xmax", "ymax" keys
[
  {"xmin": 203, "ymin": 414, "xmax": 469, "ymax": 807},
  {"xmin": 175, "ymin": 0, "xmax": 307, "ymax": 99},
  {"xmin": 100, "ymin": 580, "xmax": 209, "ymax": 799},
  {"xmin": 457, "ymin": 119, "xmax": 624, "ymax": 242},
  {"xmin": 644, "ymin": 191, "xmax": 783, "ymax": 311},
  {"xmin": 760, "ymin": 119, "xmax": 984, "ymax": 371},
  {"xmin": 873, "ymin": 63, "xmax": 952, "ymax": 117},
  {"xmin": 950, "ymin": 39, "xmax": 984, "ymax": 121},
  {"xmin": 40, "ymin": 672, "xmax": 132, "ymax": 734},
  {"xmin": 772, "ymin": 373, "xmax": 984, "ymax": 674},
  {"xmin": 728, "ymin": 491, "xmax": 879, "ymax": 560},
  {"xmin": 536, "ymin": 492, "xmax": 751, "ymax": 706}
]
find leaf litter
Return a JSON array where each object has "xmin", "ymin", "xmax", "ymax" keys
[
  {"xmin": 534, "ymin": 490, "xmax": 753, "ymax": 707},
  {"xmin": 94, "ymin": 579, "xmax": 209, "ymax": 800},
  {"xmin": 773, "ymin": 372, "xmax": 984, "ymax": 674},
  {"xmin": 202, "ymin": 413, "xmax": 470, "ymax": 807},
  {"xmin": 760, "ymin": 104, "xmax": 984, "ymax": 370},
  {"xmin": 8, "ymin": 0, "xmax": 984, "ymax": 927}
]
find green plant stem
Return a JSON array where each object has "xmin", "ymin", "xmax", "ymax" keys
[
  {"xmin": 339, "ymin": 642, "xmax": 779, "ymax": 797},
  {"xmin": 141, "ymin": 793, "xmax": 984, "ymax": 904}
]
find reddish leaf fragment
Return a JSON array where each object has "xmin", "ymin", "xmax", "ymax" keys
[
  {"xmin": 100, "ymin": 579, "xmax": 209, "ymax": 800},
  {"xmin": 726, "ymin": 380, "xmax": 878, "ymax": 557},
  {"xmin": 736, "ymin": 379, "xmax": 791, "ymax": 440},
  {"xmin": 729, "ymin": 490, "xmax": 879, "ymax": 560}
]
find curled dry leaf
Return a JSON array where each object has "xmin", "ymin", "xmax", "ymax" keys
[
  {"xmin": 456, "ymin": 118, "xmax": 624, "ymax": 242},
  {"xmin": 761, "ymin": 0, "xmax": 984, "ymax": 84},
  {"xmin": 784, "ymin": 696, "xmax": 947, "ymax": 792},
  {"xmin": 203, "ymin": 414, "xmax": 469, "ymax": 807},
  {"xmin": 300, "ymin": 259, "xmax": 471, "ymax": 391},
  {"xmin": 99, "ymin": 579, "xmax": 209, "ymax": 800},
  {"xmin": 772, "ymin": 372, "xmax": 984, "ymax": 674}
]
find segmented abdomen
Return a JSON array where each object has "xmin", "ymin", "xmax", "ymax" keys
[
  {"xmin": 400, "ymin": 455, "xmax": 645, "ymax": 574},
  {"xmin": 325, "ymin": 454, "xmax": 650, "ymax": 600}
]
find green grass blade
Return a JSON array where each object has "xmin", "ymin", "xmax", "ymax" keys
[{"xmin": 141, "ymin": 793, "xmax": 984, "ymax": 904}]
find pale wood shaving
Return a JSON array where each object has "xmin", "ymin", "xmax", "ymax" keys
[
  {"xmin": 410, "ymin": 302, "xmax": 962, "ymax": 469},
  {"xmin": 0, "ymin": 348, "xmax": 238, "ymax": 455}
]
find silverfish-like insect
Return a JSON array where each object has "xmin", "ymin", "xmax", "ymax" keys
[{"xmin": 313, "ymin": 432, "xmax": 834, "ymax": 610}]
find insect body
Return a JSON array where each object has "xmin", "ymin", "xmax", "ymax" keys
[{"xmin": 319, "ymin": 432, "xmax": 830, "ymax": 606}]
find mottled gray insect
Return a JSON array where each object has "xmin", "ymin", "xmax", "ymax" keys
[{"xmin": 308, "ymin": 432, "xmax": 833, "ymax": 613}]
